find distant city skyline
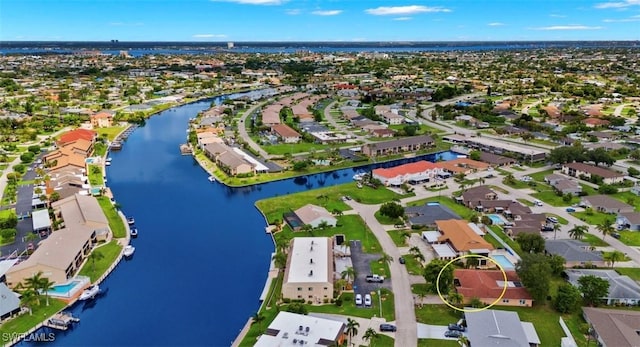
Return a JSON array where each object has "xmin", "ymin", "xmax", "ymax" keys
[{"xmin": 2, "ymin": 0, "xmax": 640, "ymax": 41}]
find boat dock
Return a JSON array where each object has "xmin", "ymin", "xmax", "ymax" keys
[
  {"xmin": 110, "ymin": 124, "xmax": 139, "ymax": 151},
  {"xmin": 179, "ymin": 143, "xmax": 193, "ymax": 155},
  {"xmin": 43, "ymin": 312, "xmax": 80, "ymax": 331}
]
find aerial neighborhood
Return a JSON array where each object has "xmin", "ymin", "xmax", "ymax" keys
[{"xmin": 0, "ymin": 44, "xmax": 640, "ymax": 347}]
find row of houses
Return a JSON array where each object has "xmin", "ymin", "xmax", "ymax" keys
[
  {"xmin": 371, "ymin": 158, "xmax": 494, "ymax": 186},
  {"xmin": 444, "ymin": 134, "xmax": 547, "ymax": 162}
]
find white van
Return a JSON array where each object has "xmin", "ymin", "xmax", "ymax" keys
[
  {"xmin": 535, "ymin": 200, "xmax": 543, "ymax": 206},
  {"xmin": 355, "ymin": 294, "xmax": 363, "ymax": 306}
]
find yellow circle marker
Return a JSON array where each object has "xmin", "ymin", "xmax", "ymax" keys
[{"xmin": 435, "ymin": 254, "xmax": 509, "ymax": 313}]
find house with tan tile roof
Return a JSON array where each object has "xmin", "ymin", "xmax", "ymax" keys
[
  {"xmin": 436, "ymin": 219, "xmax": 494, "ymax": 255},
  {"xmin": 583, "ymin": 307, "xmax": 640, "ymax": 347},
  {"xmin": 293, "ymin": 204, "xmax": 337, "ymax": 229},
  {"xmin": 90, "ymin": 110, "xmax": 115, "ymax": 128},
  {"xmin": 437, "ymin": 158, "xmax": 490, "ymax": 175}
]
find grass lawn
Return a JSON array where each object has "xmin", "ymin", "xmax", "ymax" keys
[
  {"xmin": 619, "ymin": 230, "xmax": 640, "ymax": 246},
  {"xmin": 403, "ymin": 255, "xmax": 424, "ymax": 276},
  {"xmin": 502, "ymin": 179, "xmax": 530, "ymax": 189},
  {"xmin": 274, "ymin": 215, "xmax": 383, "ymax": 254},
  {"xmin": 418, "ymin": 339, "xmax": 458, "ymax": 347},
  {"xmin": 96, "ymin": 196, "xmax": 126, "ymax": 238},
  {"xmin": 532, "ymin": 188, "xmax": 580, "ymax": 207},
  {"xmin": 415, "ymin": 304, "xmax": 463, "ymax": 325},
  {"xmin": 370, "ymin": 258, "xmax": 392, "ymax": 279},
  {"xmin": 517, "ymin": 198, "xmax": 534, "ymax": 207},
  {"xmin": 387, "ymin": 229, "xmax": 410, "ymax": 247},
  {"xmin": 374, "ymin": 211, "xmax": 402, "ymax": 225},
  {"xmin": 407, "ymin": 196, "xmax": 474, "ymax": 219},
  {"xmin": 262, "ymin": 142, "xmax": 331, "ymax": 155},
  {"xmin": 616, "ymin": 268, "xmax": 640, "ymax": 281},
  {"xmin": 96, "ymin": 126, "xmax": 126, "ymax": 141},
  {"xmin": 484, "ymin": 231, "xmax": 504, "ymax": 249},
  {"xmin": 546, "ymin": 213, "xmax": 568, "ymax": 225},
  {"xmin": 488, "ymin": 225, "xmax": 523, "ymax": 256},
  {"xmin": 0, "ymin": 209, "xmax": 15, "ymax": 219},
  {"xmin": 88, "ymin": 165, "xmax": 104, "ymax": 186},
  {"xmin": 583, "ymin": 233, "xmax": 609, "ymax": 247},
  {"xmin": 305, "ymin": 289, "xmax": 395, "ymax": 321},
  {"xmin": 530, "ymin": 170, "xmax": 555, "ymax": 183},
  {"xmin": 0, "ymin": 299, "xmax": 67, "ymax": 341},
  {"xmin": 612, "ymin": 191, "xmax": 640, "ymax": 211},
  {"xmin": 78, "ymin": 241, "xmax": 123, "ymax": 282},
  {"xmin": 371, "ymin": 334, "xmax": 394, "ymax": 347},
  {"xmin": 573, "ymin": 210, "xmax": 615, "ymax": 226},
  {"xmin": 411, "ymin": 283, "xmax": 430, "ymax": 295}
]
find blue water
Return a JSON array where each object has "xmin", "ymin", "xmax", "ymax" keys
[
  {"xmin": 491, "ymin": 255, "xmax": 515, "ymax": 270},
  {"xmin": 488, "ymin": 214, "xmax": 505, "ymax": 225},
  {"xmin": 21, "ymin": 93, "xmax": 458, "ymax": 346},
  {"xmin": 48, "ymin": 281, "xmax": 80, "ymax": 295}
]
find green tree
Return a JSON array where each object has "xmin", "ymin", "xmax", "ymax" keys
[
  {"xmin": 346, "ymin": 317, "xmax": 360, "ymax": 347},
  {"xmin": 424, "ymin": 259, "xmax": 453, "ymax": 294},
  {"xmin": 578, "ymin": 275, "xmax": 610, "ymax": 306},
  {"xmin": 24, "ymin": 272, "xmax": 44, "ymax": 305},
  {"xmin": 252, "ymin": 312, "xmax": 265, "ymax": 330},
  {"xmin": 516, "ymin": 253, "xmax": 551, "ymax": 304},
  {"xmin": 596, "ymin": 219, "xmax": 615, "ymax": 240},
  {"xmin": 88, "ymin": 250, "xmax": 104, "ymax": 276},
  {"xmin": 447, "ymin": 291, "xmax": 464, "ymax": 308},
  {"xmin": 569, "ymin": 225, "xmax": 588, "ymax": 240},
  {"xmin": 19, "ymin": 288, "xmax": 38, "ymax": 316},
  {"xmin": 379, "ymin": 202, "xmax": 404, "ymax": 219},
  {"xmin": 554, "ymin": 283, "xmax": 582, "ymax": 314},
  {"xmin": 362, "ymin": 327, "xmax": 378, "ymax": 346},
  {"xmin": 549, "ymin": 255, "xmax": 566, "ymax": 276},
  {"xmin": 273, "ymin": 252, "xmax": 287, "ymax": 270},
  {"xmin": 39, "ymin": 276, "xmax": 55, "ymax": 306},
  {"xmin": 378, "ymin": 252, "xmax": 393, "ymax": 265},
  {"xmin": 515, "ymin": 233, "xmax": 545, "ymax": 253},
  {"xmin": 469, "ymin": 150, "xmax": 481, "ymax": 161},
  {"xmin": 603, "ymin": 250, "xmax": 626, "ymax": 268}
]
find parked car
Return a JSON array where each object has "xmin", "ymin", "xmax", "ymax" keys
[
  {"xmin": 448, "ymin": 323, "xmax": 465, "ymax": 332},
  {"xmin": 399, "ymin": 257, "xmax": 405, "ymax": 264},
  {"xmin": 366, "ymin": 274, "xmax": 384, "ymax": 283},
  {"xmin": 566, "ymin": 207, "xmax": 576, "ymax": 212},
  {"xmin": 445, "ymin": 330, "xmax": 463, "ymax": 338},
  {"xmin": 379, "ymin": 324, "xmax": 397, "ymax": 332},
  {"xmin": 612, "ymin": 232, "xmax": 621, "ymax": 239},
  {"xmin": 355, "ymin": 294, "xmax": 363, "ymax": 306},
  {"xmin": 364, "ymin": 294, "xmax": 372, "ymax": 307},
  {"xmin": 547, "ymin": 216, "xmax": 559, "ymax": 224}
]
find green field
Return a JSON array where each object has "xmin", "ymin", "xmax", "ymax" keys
[
  {"xmin": 616, "ymin": 268, "xmax": 640, "ymax": 281},
  {"xmin": 407, "ymin": 196, "xmax": 474, "ymax": 219},
  {"xmin": 96, "ymin": 196, "xmax": 126, "ymax": 238},
  {"xmin": 0, "ymin": 299, "xmax": 67, "ymax": 342},
  {"xmin": 88, "ymin": 165, "xmax": 104, "ymax": 186},
  {"xmin": 303, "ymin": 289, "xmax": 395, "ymax": 321},
  {"xmin": 573, "ymin": 210, "xmax": 615, "ymax": 226},
  {"xmin": 619, "ymin": 230, "xmax": 640, "ymax": 246},
  {"xmin": 96, "ymin": 126, "xmax": 127, "ymax": 141},
  {"xmin": 583, "ymin": 233, "xmax": 609, "ymax": 247},
  {"xmin": 78, "ymin": 240, "xmax": 123, "ymax": 282}
]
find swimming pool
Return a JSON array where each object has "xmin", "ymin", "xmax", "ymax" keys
[
  {"xmin": 487, "ymin": 214, "xmax": 505, "ymax": 225},
  {"xmin": 85, "ymin": 157, "xmax": 98, "ymax": 164},
  {"xmin": 48, "ymin": 280, "xmax": 83, "ymax": 297},
  {"xmin": 491, "ymin": 255, "xmax": 515, "ymax": 270}
]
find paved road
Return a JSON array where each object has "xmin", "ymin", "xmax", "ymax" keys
[
  {"xmin": 345, "ymin": 201, "xmax": 417, "ymax": 347},
  {"xmin": 236, "ymin": 102, "xmax": 271, "ymax": 159}
]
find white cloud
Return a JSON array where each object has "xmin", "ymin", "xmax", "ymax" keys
[
  {"xmin": 488, "ymin": 22, "xmax": 505, "ymax": 26},
  {"xmin": 311, "ymin": 10, "xmax": 342, "ymax": 16},
  {"xmin": 393, "ymin": 17, "xmax": 413, "ymax": 21},
  {"xmin": 285, "ymin": 8, "xmax": 300, "ymax": 15},
  {"xmin": 603, "ymin": 15, "xmax": 640, "ymax": 21},
  {"xmin": 550, "ymin": 14, "xmax": 567, "ymax": 18},
  {"xmin": 594, "ymin": 0, "xmax": 640, "ymax": 9},
  {"xmin": 365, "ymin": 5, "xmax": 451, "ymax": 16},
  {"xmin": 193, "ymin": 34, "xmax": 227, "ymax": 38},
  {"xmin": 531, "ymin": 25, "xmax": 603, "ymax": 30},
  {"xmin": 211, "ymin": 0, "xmax": 285, "ymax": 5}
]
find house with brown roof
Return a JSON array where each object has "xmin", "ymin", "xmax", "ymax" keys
[
  {"xmin": 261, "ymin": 104, "xmax": 282, "ymax": 125},
  {"xmin": 90, "ymin": 110, "xmax": 115, "ymax": 128},
  {"xmin": 203, "ymin": 143, "xmax": 256, "ymax": 176},
  {"xmin": 271, "ymin": 124, "xmax": 301, "ymax": 144},
  {"xmin": 583, "ymin": 307, "xmax": 640, "ymax": 347},
  {"xmin": 581, "ymin": 195, "xmax": 634, "ymax": 214},
  {"xmin": 43, "ymin": 147, "xmax": 87, "ymax": 173},
  {"xmin": 293, "ymin": 204, "xmax": 337, "ymax": 229},
  {"xmin": 454, "ymin": 269, "xmax": 533, "ymax": 307},
  {"xmin": 437, "ymin": 158, "xmax": 490, "ymax": 175},
  {"xmin": 478, "ymin": 151, "xmax": 516, "ymax": 167},
  {"xmin": 584, "ymin": 118, "xmax": 610, "ymax": 128},
  {"xmin": 435, "ymin": 219, "xmax": 494, "ymax": 258},
  {"xmin": 459, "ymin": 185, "xmax": 498, "ymax": 209},
  {"xmin": 562, "ymin": 162, "xmax": 625, "ymax": 185},
  {"xmin": 361, "ymin": 135, "xmax": 434, "ymax": 157}
]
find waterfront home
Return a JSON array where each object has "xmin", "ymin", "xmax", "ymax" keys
[
  {"xmin": 271, "ymin": 124, "xmax": 301, "ymax": 144},
  {"xmin": 454, "ymin": 269, "xmax": 533, "ymax": 307},
  {"xmin": 465, "ymin": 309, "xmax": 540, "ymax": 347},
  {"xmin": 372, "ymin": 160, "xmax": 440, "ymax": 186},
  {"xmin": 564, "ymin": 269, "xmax": 640, "ymax": 306},
  {"xmin": 580, "ymin": 195, "xmax": 634, "ymax": 214},
  {"xmin": 254, "ymin": 311, "xmax": 346, "ymax": 347},
  {"xmin": 582, "ymin": 307, "xmax": 640, "ymax": 347},
  {"xmin": 52, "ymin": 194, "xmax": 110, "ymax": 232},
  {"xmin": 0, "ymin": 283, "xmax": 20, "ymax": 321},
  {"xmin": 544, "ymin": 239, "xmax": 605, "ymax": 267},
  {"xmin": 261, "ymin": 104, "xmax": 282, "ymax": 126},
  {"xmin": 361, "ymin": 135, "xmax": 434, "ymax": 157},
  {"xmin": 43, "ymin": 148, "xmax": 87, "ymax": 174},
  {"xmin": 562, "ymin": 162, "xmax": 625, "ymax": 185},
  {"xmin": 282, "ymin": 237, "xmax": 334, "ymax": 303},
  {"xmin": 90, "ymin": 110, "xmax": 115, "ymax": 128},
  {"xmin": 196, "ymin": 131, "xmax": 224, "ymax": 149},
  {"xmin": 435, "ymin": 219, "xmax": 494, "ymax": 260},
  {"xmin": 436, "ymin": 158, "xmax": 489, "ymax": 175},
  {"xmin": 292, "ymin": 204, "xmax": 337, "ymax": 229},
  {"xmin": 58, "ymin": 128, "xmax": 97, "ymax": 146},
  {"xmin": 202, "ymin": 143, "xmax": 256, "ymax": 176},
  {"xmin": 443, "ymin": 135, "xmax": 546, "ymax": 162},
  {"xmin": 45, "ymin": 168, "xmax": 88, "ymax": 200}
]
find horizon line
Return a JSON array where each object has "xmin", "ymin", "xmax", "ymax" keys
[{"xmin": 2, "ymin": 39, "xmax": 640, "ymax": 43}]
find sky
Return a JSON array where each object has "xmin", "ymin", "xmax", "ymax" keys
[{"xmin": 1, "ymin": 0, "xmax": 639, "ymax": 41}]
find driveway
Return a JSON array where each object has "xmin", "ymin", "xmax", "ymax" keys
[
  {"xmin": 417, "ymin": 323, "xmax": 465, "ymax": 340},
  {"xmin": 15, "ymin": 184, "xmax": 34, "ymax": 216},
  {"xmin": 350, "ymin": 240, "xmax": 391, "ymax": 297}
]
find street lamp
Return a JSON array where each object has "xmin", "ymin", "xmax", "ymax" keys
[{"xmin": 378, "ymin": 287, "xmax": 382, "ymax": 318}]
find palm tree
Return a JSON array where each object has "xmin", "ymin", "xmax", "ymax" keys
[
  {"xmin": 346, "ymin": 318, "xmax": 360, "ymax": 346},
  {"xmin": 24, "ymin": 232, "xmax": 39, "ymax": 243},
  {"xmin": 276, "ymin": 237, "xmax": 290, "ymax": 254},
  {"xmin": 596, "ymin": 219, "xmax": 615, "ymax": 240},
  {"xmin": 341, "ymin": 267, "xmax": 356, "ymax": 285},
  {"xmin": 409, "ymin": 246, "xmax": 421, "ymax": 256},
  {"xmin": 569, "ymin": 225, "xmax": 588, "ymax": 240},
  {"xmin": 19, "ymin": 288, "xmax": 38, "ymax": 316},
  {"xmin": 378, "ymin": 253, "xmax": 393, "ymax": 265},
  {"xmin": 251, "ymin": 312, "xmax": 265, "ymax": 330},
  {"xmin": 603, "ymin": 250, "xmax": 626, "ymax": 268},
  {"xmin": 362, "ymin": 327, "xmax": 378, "ymax": 346},
  {"xmin": 505, "ymin": 173, "xmax": 515, "ymax": 184},
  {"xmin": 553, "ymin": 223, "xmax": 561, "ymax": 240},
  {"xmin": 24, "ymin": 272, "xmax": 43, "ymax": 305},
  {"xmin": 400, "ymin": 230, "xmax": 411, "ymax": 245},
  {"xmin": 448, "ymin": 291, "xmax": 464, "ymax": 308},
  {"xmin": 417, "ymin": 291, "xmax": 427, "ymax": 308},
  {"xmin": 458, "ymin": 335, "xmax": 470, "ymax": 347},
  {"xmin": 301, "ymin": 224, "xmax": 313, "ymax": 235},
  {"xmin": 273, "ymin": 252, "xmax": 287, "ymax": 271},
  {"xmin": 39, "ymin": 277, "xmax": 55, "ymax": 306},
  {"xmin": 88, "ymin": 250, "xmax": 104, "ymax": 277}
]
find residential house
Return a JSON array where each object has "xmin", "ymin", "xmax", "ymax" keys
[
  {"xmin": 372, "ymin": 161, "xmax": 440, "ymax": 186},
  {"xmin": 454, "ymin": 269, "xmax": 534, "ymax": 307},
  {"xmin": 271, "ymin": 124, "xmax": 301, "ymax": 144},
  {"xmin": 443, "ymin": 135, "xmax": 546, "ymax": 162},
  {"xmin": 618, "ymin": 212, "xmax": 640, "ymax": 231},
  {"xmin": 435, "ymin": 219, "xmax": 494, "ymax": 260},
  {"xmin": 371, "ymin": 128, "xmax": 395, "ymax": 138},
  {"xmin": 0, "ymin": 283, "xmax": 20, "ymax": 321},
  {"xmin": 466, "ymin": 309, "xmax": 540, "ymax": 347},
  {"xmin": 404, "ymin": 204, "xmax": 461, "ymax": 227},
  {"xmin": 254, "ymin": 311, "xmax": 346, "ymax": 347},
  {"xmin": 281, "ymin": 237, "xmax": 334, "ymax": 303},
  {"xmin": 58, "ymin": 128, "xmax": 97, "ymax": 146},
  {"xmin": 196, "ymin": 131, "xmax": 224, "ymax": 148},
  {"xmin": 261, "ymin": 104, "xmax": 282, "ymax": 126},
  {"xmin": 203, "ymin": 143, "xmax": 256, "ymax": 176},
  {"xmin": 505, "ymin": 213, "xmax": 547, "ymax": 237},
  {"xmin": 562, "ymin": 162, "xmax": 625, "ymax": 184},
  {"xmin": 582, "ymin": 307, "xmax": 640, "ymax": 347},
  {"xmin": 90, "ymin": 110, "xmax": 115, "ymax": 128},
  {"xmin": 584, "ymin": 118, "xmax": 610, "ymax": 128},
  {"xmin": 293, "ymin": 204, "xmax": 337, "ymax": 229},
  {"xmin": 381, "ymin": 111, "xmax": 404, "ymax": 125},
  {"xmin": 581, "ymin": 195, "xmax": 634, "ymax": 214},
  {"xmin": 544, "ymin": 239, "xmax": 605, "ymax": 267},
  {"xmin": 545, "ymin": 175, "xmax": 583, "ymax": 196},
  {"xmin": 436, "ymin": 158, "xmax": 490, "ymax": 175},
  {"xmin": 361, "ymin": 135, "xmax": 434, "ymax": 157},
  {"xmin": 478, "ymin": 151, "xmax": 517, "ymax": 167},
  {"xmin": 459, "ymin": 185, "xmax": 498, "ymax": 209},
  {"xmin": 43, "ymin": 148, "xmax": 86, "ymax": 174},
  {"xmin": 564, "ymin": 269, "xmax": 640, "ymax": 305}
]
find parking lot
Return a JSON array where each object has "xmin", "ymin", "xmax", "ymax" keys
[{"xmin": 350, "ymin": 240, "xmax": 392, "ymax": 301}]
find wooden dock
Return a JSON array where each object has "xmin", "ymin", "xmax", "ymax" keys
[
  {"xmin": 43, "ymin": 312, "xmax": 80, "ymax": 331},
  {"xmin": 179, "ymin": 143, "xmax": 193, "ymax": 155}
]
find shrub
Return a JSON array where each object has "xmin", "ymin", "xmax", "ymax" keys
[
  {"xmin": 335, "ymin": 297, "xmax": 343, "ymax": 306},
  {"xmin": 20, "ymin": 152, "xmax": 34, "ymax": 163},
  {"xmin": 13, "ymin": 164, "xmax": 26, "ymax": 174},
  {"xmin": 27, "ymin": 145, "xmax": 41, "ymax": 154},
  {"xmin": 0, "ymin": 228, "xmax": 16, "ymax": 240}
]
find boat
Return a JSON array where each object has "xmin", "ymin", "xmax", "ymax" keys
[
  {"xmin": 127, "ymin": 217, "xmax": 135, "ymax": 225},
  {"xmin": 208, "ymin": 176, "xmax": 216, "ymax": 182},
  {"xmin": 130, "ymin": 228, "xmax": 138, "ymax": 238},
  {"xmin": 78, "ymin": 285, "xmax": 100, "ymax": 301},
  {"xmin": 124, "ymin": 245, "xmax": 135, "ymax": 257},
  {"xmin": 106, "ymin": 157, "xmax": 112, "ymax": 162},
  {"xmin": 105, "ymin": 161, "xmax": 111, "ymax": 166},
  {"xmin": 353, "ymin": 173, "xmax": 366, "ymax": 181}
]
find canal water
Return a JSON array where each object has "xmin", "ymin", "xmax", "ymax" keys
[{"xmin": 24, "ymin": 95, "xmax": 458, "ymax": 346}]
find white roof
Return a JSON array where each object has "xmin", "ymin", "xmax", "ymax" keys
[
  {"xmin": 0, "ymin": 258, "xmax": 19, "ymax": 278},
  {"xmin": 32, "ymin": 209, "xmax": 51, "ymax": 231},
  {"xmin": 286, "ymin": 237, "xmax": 331, "ymax": 284},
  {"xmin": 254, "ymin": 311, "xmax": 344, "ymax": 347},
  {"xmin": 422, "ymin": 230, "xmax": 441, "ymax": 243},
  {"xmin": 521, "ymin": 322, "xmax": 541, "ymax": 345},
  {"xmin": 231, "ymin": 147, "xmax": 269, "ymax": 172},
  {"xmin": 433, "ymin": 243, "xmax": 457, "ymax": 258},
  {"xmin": 468, "ymin": 222, "xmax": 485, "ymax": 236}
]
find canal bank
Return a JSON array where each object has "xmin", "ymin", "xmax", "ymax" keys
[{"xmin": 19, "ymin": 93, "xmax": 459, "ymax": 346}]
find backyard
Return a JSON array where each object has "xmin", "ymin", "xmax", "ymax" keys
[
  {"xmin": 96, "ymin": 196, "xmax": 126, "ymax": 238},
  {"xmin": 0, "ymin": 299, "xmax": 67, "ymax": 341},
  {"xmin": 78, "ymin": 240, "xmax": 123, "ymax": 282},
  {"xmin": 407, "ymin": 196, "xmax": 474, "ymax": 220}
]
